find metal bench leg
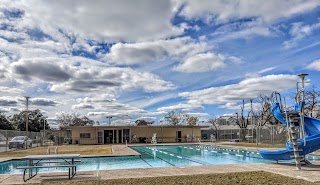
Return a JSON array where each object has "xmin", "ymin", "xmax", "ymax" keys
[
  {"xmin": 23, "ymin": 169, "xmax": 27, "ymax": 182},
  {"xmin": 23, "ymin": 168, "xmax": 37, "ymax": 182}
]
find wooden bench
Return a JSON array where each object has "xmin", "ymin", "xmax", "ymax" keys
[{"xmin": 17, "ymin": 164, "xmax": 77, "ymax": 182}]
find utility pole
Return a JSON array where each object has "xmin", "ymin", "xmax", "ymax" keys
[{"xmin": 24, "ymin": 96, "xmax": 31, "ymax": 149}]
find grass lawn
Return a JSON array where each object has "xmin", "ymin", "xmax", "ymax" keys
[
  {"xmin": 219, "ymin": 142, "xmax": 286, "ymax": 149},
  {"xmin": 31, "ymin": 171, "xmax": 318, "ymax": 185},
  {"xmin": 0, "ymin": 145, "xmax": 112, "ymax": 158}
]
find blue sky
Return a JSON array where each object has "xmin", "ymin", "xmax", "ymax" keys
[{"xmin": 0, "ymin": 0, "xmax": 320, "ymax": 126}]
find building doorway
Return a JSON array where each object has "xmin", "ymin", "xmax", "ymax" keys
[
  {"xmin": 98, "ymin": 132, "xmax": 103, "ymax": 144},
  {"xmin": 176, "ymin": 131, "xmax": 182, "ymax": 142},
  {"xmin": 104, "ymin": 130, "xmax": 113, "ymax": 144},
  {"xmin": 118, "ymin": 130, "xmax": 122, "ymax": 143}
]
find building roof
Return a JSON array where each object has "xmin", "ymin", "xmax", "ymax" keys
[{"xmin": 61, "ymin": 125, "xmax": 208, "ymax": 130}]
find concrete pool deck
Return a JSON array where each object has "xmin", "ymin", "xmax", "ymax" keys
[
  {"xmin": 1, "ymin": 162, "xmax": 320, "ymax": 184},
  {"xmin": 1, "ymin": 143, "xmax": 320, "ymax": 184}
]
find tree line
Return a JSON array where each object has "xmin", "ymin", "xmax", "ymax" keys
[
  {"xmin": 0, "ymin": 110, "xmax": 96, "ymax": 132},
  {"xmin": 0, "ymin": 109, "xmax": 49, "ymax": 131}
]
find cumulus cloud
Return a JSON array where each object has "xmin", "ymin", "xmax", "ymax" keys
[
  {"xmin": 178, "ymin": 0, "xmax": 320, "ymax": 23},
  {"xmin": 174, "ymin": 52, "xmax": 225, "ymax": 73},
  {"xmin": 72, "ymin": 103, "xmax": 95, "ymax": 110},
  {"xmin": 76, "ymin": 94, "xmax": 116, "ymax": 103},
  {"xmin": 306, "ymin": 59, "xmax": 320, "ymax": 71},
  {"xmin": 12, "ymin": 59, "xmax": 72, "ymax": 82},
  {"xmin": 179, "ymin": 74, "xmax": 298, "ymax": 106},
  {"xmin": 31, "ymin": 98, "xmax": 60, "ymax": 107},
  {"xmin": 283, "ymin": 20, "xmax": 320, "ymax": 49},
  {"xmin": 50, "ymin": 67, "xmax": 175, "ymax": 93},
  {"xmin": 6, "ymin": 0, "xmax": 183, "ymax": 42},
  {"xmin": 0, "ymin": 86, "xmax": 24, "ymax": 94},
  {"xmin": 105, "ymin": 37, "xmax": 211, "ymax": 65},
  {"xmin": 0, "ymin": 97, "xmax": 19, "ymax": 106},
  {"xmin": 0, "ymin": 107, "xmax": 21, "ymax": 112}
]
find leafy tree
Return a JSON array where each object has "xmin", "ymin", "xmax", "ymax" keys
[
  {"xmin": 187, "ymin": 116, "xmax": 198, "ymax": 126},
  {"xmin": 57, "ymin": 112, "xmax": 94, "ymax": 126},
  {"xmin": 11, "ymin": 109, "xmax": 49, "ymax": 132},
  {"xmin": 0, "ymin": 112, "xmax": 14, "ymax": 130}
]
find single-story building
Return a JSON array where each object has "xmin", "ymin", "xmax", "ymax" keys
[{"xmin": 61, "ymin": 125, "xmax": 207, "ymax": 144}]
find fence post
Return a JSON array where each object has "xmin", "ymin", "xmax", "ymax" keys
[{"xmin": 5, "ymin": 130, "xmax": 8, "ymax": 152}]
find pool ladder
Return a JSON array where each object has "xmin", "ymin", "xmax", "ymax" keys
[
  {"xmin": 288, "ymin": 112, "xmax": 302, "ymax": 170},
  {"xmin": 47, "ymin": 146, "xmax": 58, "ymax": 154}
]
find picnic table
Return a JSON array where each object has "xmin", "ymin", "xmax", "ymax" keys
[{"xmin": 17, "ymin": 154, "xmax": 80, "ymax": 182}]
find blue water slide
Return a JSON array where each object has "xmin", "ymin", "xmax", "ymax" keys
[{"xmin": 260, "ymin": 103, "xmax": 320, "ymax": 161}]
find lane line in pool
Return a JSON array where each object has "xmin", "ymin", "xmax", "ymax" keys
[
  {"xmin": 132, "ymin": 147, "xmax": 176, "ymax": 167},
  {"xmin": 159, "ymin": 148, "xmax": 209, "ymax": 165}
]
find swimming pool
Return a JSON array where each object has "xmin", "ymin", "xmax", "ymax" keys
[{"xmin": 0, "ymin": 145, "xmax": 318, "ymax": 174}]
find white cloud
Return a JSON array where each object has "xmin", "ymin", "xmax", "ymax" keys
[
  {"xmin": 174, "ymin": 52, "xmax": 225, "ymax": 73},
  {"xmin": 72, "ymin": 103, "xmax": 95, "ymax": 110},
  {"xmin": 87, "ymin": 112, "xmax": 131, "ymax": 118},
  {"xmin": 283, "ymin": 20, "xmax": 320, "ymax": 49},
  {"xmin": 180, "ymin": 74, "xmax": 298, "ymax": 105},
  {"xmin": 157, "ymin": 103, "xmax": 203, "ymax": 112},
  {"xmin": 50, "ymin": 67, "xmax": 176, "ymax": 93},
  {"xmin": 219, "ymin": 102, "xmax": 261, "ymax": 111},
  {"xmin": 31, "ymin": 98, "xmax": 60, "ymax": 107},
  {"xmin": 0, "ymin": 107, "xmax": 21, "ymax": 113},
  {"xmin": 7, "ymin": 0, "xmax": 183, "ymax": 42},
  {"xmin": 128, "ymin": 93, "xmax": 177, "ymax": 109},
  {"xmin": 105, "ymin": 37, "xmax": 211, "ymax": 65},
  {"xmin": 258, "ymin": 67, "xmax": 276, "ymax": 74},
  {"xmin": 0, "ymin": 86, "xmax": 24, "ymax": 94},
  {"xmin": 136, "ymin": 116, "xmax": 157, "ymax": 120},
  {"xmin": 178, "ymin": 0, "xmax": 320, "ymax": 23},
  {"xmin": 306, "ymin": 59, "xmax": 320, "ymax": 71},
  {"xmin": 211, "ymin": 19, "xmax": 274, "ymax": 41},
  {"xmin": 186, "ymin": 112, "xmax": 209, "ymax": 117}
]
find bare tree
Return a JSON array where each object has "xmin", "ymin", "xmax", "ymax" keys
[
  {"xmin": 238, "ymin": 99, "xmax": 250, "ymax": 129},
  {"xmin": 304, "ymin": 85, "xmax": 320, "ymax": 118},
  {"xmin": 207, "ymin": 115, "xmax": 220, "ymax": 140},
  {"xmin": 164, "ymin": 110, "xmax": 183, "ymax": 125},
  {"xmin": 187, "ymin": 116, "xmax": 198, "ymax": 126},
  {"xmin": 253, "ymin": 94, "xmax": 273, "ymax": 126},
  {"xmin": 57, "ymin": 112, "xmax": 94, "ymax": 126}
]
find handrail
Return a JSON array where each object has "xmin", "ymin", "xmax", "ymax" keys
[{"xmin": 283, "ymin": 97, "xmax": 292, "ymax": 142}]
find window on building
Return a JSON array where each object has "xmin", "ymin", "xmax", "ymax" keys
[{"xmin": 80, "ymin": 133, "xmax": 91, "ymax": 138}]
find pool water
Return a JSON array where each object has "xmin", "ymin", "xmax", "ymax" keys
[{"xmin": 0, "ymin": 145, "xmax": 317, "ymax": 174}]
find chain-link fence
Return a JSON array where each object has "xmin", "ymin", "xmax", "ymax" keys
[
  {"xmin": 201, "ymin": 125, "xmax": 288, "ymax": 144},
  {"xmin": 0, "ymin": 129, "xmax": 42, "ymax": 152}
]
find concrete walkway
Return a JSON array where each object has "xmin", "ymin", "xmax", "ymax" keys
[
  {"xmin": 1, "ymin": 162, "xmax": 320, "ymax": 184},
  {"xmin": 1, "ymin": 144, "xmax": 320, "ymax": 184}
]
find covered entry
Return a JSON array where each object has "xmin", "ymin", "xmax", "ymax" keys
[{"xmin": 104, "ymin": 128, "xmax": 130, "ymax": 144}]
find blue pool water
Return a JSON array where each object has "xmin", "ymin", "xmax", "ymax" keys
[{"xmin": 0, "ymin": 145, "xmax": 318, "ymax": 174}]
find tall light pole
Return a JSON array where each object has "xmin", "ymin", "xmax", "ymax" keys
[
  {"xmin": 298, "ymin": 73, "xmax": 308, "ymax": 146},
  {"xmin": 43, "ymin": 118, "xmax": 47, "ymax": 140},
  {"xmin": 24, "ymin": 96, "xmax": 31, "ymax": 149},
  {"xmin": 106, "ymin": 116, "xmax": 113, "ymax": 126}
]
